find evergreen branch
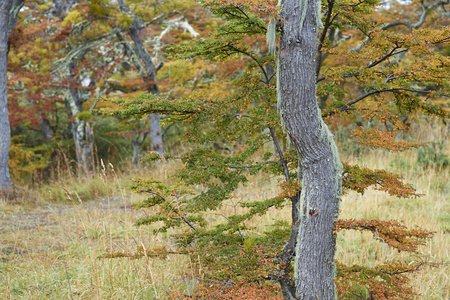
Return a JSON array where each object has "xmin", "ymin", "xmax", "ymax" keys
[
  {"xmin": 215, "ymin": 214, "xmax": 245, "ymax": 238},
  {"xmin": 143, "ymin": 190, "xmax": 197, "ymax": 231}
]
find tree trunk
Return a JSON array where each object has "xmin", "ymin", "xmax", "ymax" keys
[
  {"xmin": 0, "ymin": 0, "xmax": 25, "ymax": 189},
  {"xmin": 278, "ymin": 0, "xmax": 343, "ymax": 299},
  {"xmin": 131, "ymin": 131, "xmax": 147, "ymax": 165},
  {"xmin": 149, "ymin": 113, "xmax": 163, "ymax": 155},
  {"xmin": 67, "ymin": 62, "xmax": 95, "ymax": 174},
  {"xmin": 0, "ymin": 4, "xmax": 12, "ymax": 189},
  {"xmin": 39, "ymin": 116, "xmax": 54, "ymax": 142},
  {"xmin": 124, "ymin": 6, "xmax": 164, "ymax": 156},
  {"xmin": 131, "ymin": 139, "xmax": 140, "ymax": 165}
]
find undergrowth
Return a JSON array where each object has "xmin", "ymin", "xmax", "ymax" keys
[{"xmin": 0, "ymin": 119, "xmax": 448, "ymax": 299}]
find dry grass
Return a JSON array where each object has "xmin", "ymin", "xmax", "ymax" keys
[
  {"xmin": 1, "ymin": 162, "xmax": 193, "ymax": 299},
  {"xmin": 0, "ymin": 120, "xmax": 448, "ymax": 299}
]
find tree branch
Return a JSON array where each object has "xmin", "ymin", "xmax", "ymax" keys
[
  {"xmin": 343, "ymin": 48, "xmax": 409, "ymax": 79},
  {"xmin": 227, "ymin": 44, "xmax": 271, "ymax": 85},
  {"xmin": 339, "ymin": 88, "xmax": 449, "ymax": 111},
  {"xmin": 316, "ymin": 0, "xmax": 337, "ymax": 79},
  {"xmin": 269, "ymin": 127, "xmax": 290, "ymax": 181},
  {"xmin": 143, "ymin": 190, "xmax": 197, "ymax": 230},
  {"xmin": 272, "ymin": 191, "xmax": 300, "ymax": 300},
  {"xmin": 367, "ymin": 48, "xmax": 408, "ymax": 69}
]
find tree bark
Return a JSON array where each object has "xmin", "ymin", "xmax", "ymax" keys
[
  {"xmin": 149, "ymin": 113, "xmax": 163, "ymax": 155},
  {"xmin": 125, "ymin": 8, "xmax": 165, "ymax": 156},
  {"xmin": 0, "ymin": 4, "xmax": 12, "ymax": 189},
  {"xmin": 278, "ymin": 0, "xmax": 343, "ymax": 299},
  {"xmin": 67, "ymin": 62, "xmax": 95, "ymax": 174},
  {"xmin": 39, "ymin": 117, "xmax": 54, "ymax": 142},
  {"xmin": 0, "ymin": 0, "xmax": 25, "ymax": 189},
  {"xmin": 131, "ymin": 131, "xmax": 147, "ymax": 165}
]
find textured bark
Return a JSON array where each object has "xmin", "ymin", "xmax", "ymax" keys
[
  {"xmin": 149, "ymin": 113, "xmax": 163, "ymax": 155},
  {"xmin": 124, "ymin": 7, "xmax": 165, "ymax": 156},
  {"xmin": 0, "ymin": 3, "xmax": 12, "ymax": 189},
  {"xmin": 0, "ymin": 0, "xmax": 25, "ymax": 189},
  {"xmin": 131, "ymin": 139, "xmax": 140, "ymax": 165},
  {"xmin": 278, "ymin": 0, "xmax": 342, "ymax": 299},
  {"xmin": 67, "ymin": 62, "xmax": 95, "ymax": 173},
  {"xmin": 39, "ymin": 117, "xmax": 54, "ymax": 142},
  {"xmin": 131, "ymin": 132, "xmax": 148, "ymax": 165}
]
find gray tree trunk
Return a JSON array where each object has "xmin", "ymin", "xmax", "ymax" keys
[
  {"xmin": 0, "ymin": 5, "xmax": 12, "ymax": 189},
  {"xmin": 149, "ymin": 113, "xmax": 163, "ymax": 155},
  {"xmin": 129, "ymin": 21, "xmax": 164, "ymax": 156},
  {"xmin": 67, "ymin": 62, "xmax": 95, "ymax": 174},
  {"xmin": 131, "ymin": 131, "xmax": 147, "ymax": 165},
  {"xmin": 118, "ymin": 0, "xmax": 164, "ymax": 156},
  {"xmin": 278, "ymin": 0, "xmax": 343, "ymax": 299},
  {"xmin": 39, "ymin": 116, "xmax": 54, "ymax": 142},
  {"xmin": 131, "ymin": 139, "xmax": 140, "ymax": 165},
  {"xmin": 0, "ymin": 0, "xmax": 25, "ymax": 189}
]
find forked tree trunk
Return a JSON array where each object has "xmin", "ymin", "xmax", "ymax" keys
[
  {"xmin": 278, "ymin": 0, "xmax": 343, "ymax": 299},
  {"xmin": 0, "ymin": 0, "xmax": 25, "ymax": 189}
]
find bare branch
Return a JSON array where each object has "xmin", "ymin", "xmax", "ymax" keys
[
  {"xmin": 316, "ymin": 0, "xmax": 337, "ymax": 79},
  {"xmin": 227, "ymin": 44, "xmax": 271, "ymax": 85},
  {"xmin": 339, "ymin": 87, "xmax": 449, "ymax": 111},
  {"xmin": 269, "ymin": 127, "xmax": 290, "ymax": 181},
  {"xmin": 89, "ymin": 98, "xmax": 100, "ymax": 113},
  {"xmin": 367, "ymin": 48, "xmax": 408, "ymax": 68}
]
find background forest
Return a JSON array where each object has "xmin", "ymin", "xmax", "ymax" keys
[{"xmin": 0, "ymin": 0, "xmax": 449, "ymax": 299}]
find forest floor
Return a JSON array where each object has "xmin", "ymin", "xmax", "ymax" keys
[{"xmin": 0, "ymin": 123, "xmax": 449, "ymax": 299}]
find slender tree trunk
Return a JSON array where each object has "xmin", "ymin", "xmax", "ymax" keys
[
  {"xmin": 278, "ymin": 0, "xmax": 343, "ymax": 299},
  {"xmin": 0, "ymin": 0, "xmax": 25, "ymax": 189},
  {"xmin": 0, "ymin": 7, "xmax": 12, "ymax": 189},
  {"xmin": 149, "ymin": 113, "xmax": 163, "ymax": 155},
  {"xmin": 131, "ymin": 139, "xmax": 140, "ymax": 165},
  {"xmin": 39, "ymin": 117, "xmax": 54, "ymax": 142},
  {"xmin": 131, "ymin": 131, "xmax": 147, "ymax": 165},
  {"xmin": 122, "ymin": 4, "xmax": 164, "ymax": 156},
  {"xmin": 67, "ymin": 62, "xmax": 95, "ymax": 174}
]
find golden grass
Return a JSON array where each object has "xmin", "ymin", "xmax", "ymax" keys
[
  {"xmin": 1, "ymin": 162, "xmax": 193, "ymax": 299},
  {"xmin": 0, "ymin": 119, "xmax": 448, "ymax": 299}
]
